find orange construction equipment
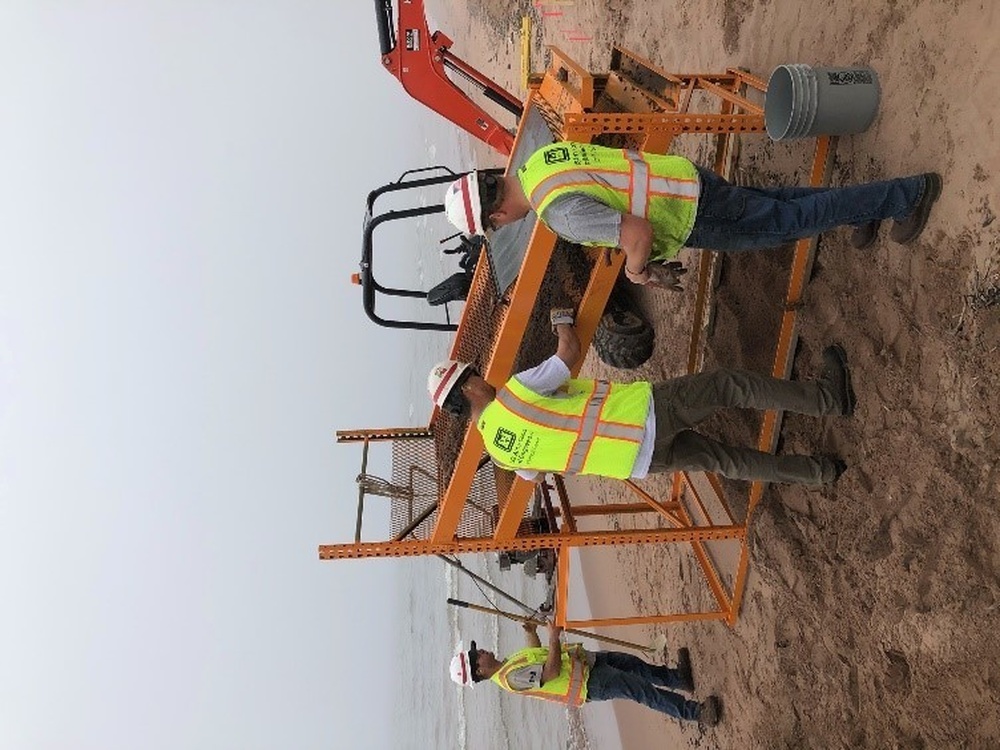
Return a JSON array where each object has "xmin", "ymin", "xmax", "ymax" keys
[
  {"xmin": 325, "ymin": 41, "xmax": 837, "ymax": 631},
  {"xmin": 374, "ymin": 0, "xmax": 522, "ymax": 155}
]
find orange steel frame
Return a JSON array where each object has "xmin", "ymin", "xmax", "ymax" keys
[{"xmin": 322, "ymin": 46, "xmax": 836, "ymax": 630}]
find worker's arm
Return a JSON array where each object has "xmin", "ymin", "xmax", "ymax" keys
[
  {"xmin": 541, "ymin": 196, "xmax": 678, "ymax": 289},
  {"xmin": 522, "ymin": 621, "xmax": 542, "ymax": 648},
  {"xmin": 619, "ymin": 215, "xmax": 686, "ymax": 290},
  {"xmin": 549, "ymin": 310, "xmax": 582, "ymax": 370},
  {"xmin": 619, "ymin": 214, "xmax": 654, "ymax": 283},
  {"xmin": 540, "ymin": 625, "xmax": 564, "ymax": 685}
]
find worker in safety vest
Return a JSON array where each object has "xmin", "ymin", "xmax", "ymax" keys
[
  {"xmin": 442, "ymin": 141, "xmax": 941, "ymax": 290},
  {"xmin": 449, "ymin": 621, "xmax": 722, "ymax": 727},
  {"xmin": 427, "ymin": 308, "xmax": 855, "ymax": 485}
]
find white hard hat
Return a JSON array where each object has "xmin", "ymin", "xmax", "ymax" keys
[
  {"xmin": 428, "ymin": 359, "xmax": 472, "ymax": 411},
  {"xmin": 449, "ymin": 640, "xmax": 479, "ymax": 688},
  {"xmin": 444, "ymin": 172, "xmax": 486, "ymax": 235}
]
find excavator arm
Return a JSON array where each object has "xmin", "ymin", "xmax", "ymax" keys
[{"xmin": 374, "ymin": 0, "xmax": 521, "ymax": 156}]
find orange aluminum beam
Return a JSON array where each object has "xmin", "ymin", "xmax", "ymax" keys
[
  {"xmin": 621, "ymin": 480, "xmax": 685, "ymax": 526},
  {"xmin": 545, "ymin": 46, "xmax": 595, "ymax": 109},
  {"xmin": 638, "ymin": 131, "xmax": 675, "ymax": 155},
  {"xmin": 562, "ymin": 502, "xmax": 673, "ymax": 516},
  {"xmin": 555, "ymin": 548, "xmax": 571, "ymax": 627},
  {"xmin": 493, "ymin": 245, "xmax": 622, "ymax": 541},
  {"xmin": 320, "ymin": 524, "xmax": 747, "ymax": 559},
  {"xmin": 430, "ymin": 227, "xmax": 560, "ymax": 543},
  {"xmin": 747, "ymin": 134, "xmax": 835, "ymax": 512},
  {"xmin": 726, "ymin": 66, "xmax": 768, "ymax": 92},
  {"xmin": 567, "ymin": 610, "xmax": 729, "ymax": 629},
  {"xmin": 686, "ymin": 251, "xmax": 718, "ymax": 374},
  {"xmin": 641, "ymin": 474, "xmax": 734, "ymax": 614},
  {"xmin": 562, "ymin": 111, "xmax": 767, "ymax": 141},
  {"xmin": 493, "ymin": 479, "xmax": 535, "ymax": 541},
  {"xmin": 731, "ymin": 135, "xmax": 837, "ymax": 623},
  {"xmin": 696, "ymin": 77, "xmax": 761, "ymax": 114},
  {"xmin": 551, "ymin": 476, "xmax": 577, "ymax": 533},
  {"xmin": 335, "ymin": 426, "xmax": 432, "ymax": 443}
]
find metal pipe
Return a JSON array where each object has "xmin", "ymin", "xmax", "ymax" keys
[
  {"xmin": 436, "ymin": 555, "xmax": 537, "ymax": 616},
  {"xmin": 447, "ymin": 597, "xmax": 655, "ymax": 653}
]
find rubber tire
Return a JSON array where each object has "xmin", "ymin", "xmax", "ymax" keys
[{"xmin": 593, "ymin": 308, "xmax": 654, "ymax": 370}]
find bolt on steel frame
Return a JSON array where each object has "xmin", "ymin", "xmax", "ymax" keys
[{"xmin": 323, "ymin": 46, "xmax": 836, "ymax": 631}]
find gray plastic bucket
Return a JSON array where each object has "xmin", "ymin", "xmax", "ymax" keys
[{"xmin": 765, "ymin": 64, "xmax": 880, "ymax": 140}]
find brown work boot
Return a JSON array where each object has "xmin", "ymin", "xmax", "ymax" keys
[
  {"xmin": 674, "ymin": 647, "xmax": 694, "ymax": 692},
  {"xmin": 889, "ymin": 173, "xmax": 942, "ymax": 244},
  {"xmin": 850, "ymin": 220, "xmax": 880, "ymax": 249},
  {"xmin": 820, "ymin": 344, "xmax": 856, "ymax": 416},
  {"xmin": 696, "ymin": 695, "xmax": 722, "ymax": 728}
]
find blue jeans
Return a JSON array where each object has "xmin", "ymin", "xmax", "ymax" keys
[
  {"xmin": 585, "ymin": 651, "xmax": 699, "ymax": 721},
  {"xmin": 685, "ymin": 166, "xmax": 927, "ymax": 252}
]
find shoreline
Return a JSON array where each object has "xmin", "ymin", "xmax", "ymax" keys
[{"xmin": 566, "ymin": 475, "xmax": 694, "ymax": 749}]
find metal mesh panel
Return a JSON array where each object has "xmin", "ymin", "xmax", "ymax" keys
[
  {"xmin": 428, "ymin": 238, "xmax": 598, "ymax": 523},
  {"xmin": 389, "ymin": 436, "xmax": 498, "ymax": 540}
]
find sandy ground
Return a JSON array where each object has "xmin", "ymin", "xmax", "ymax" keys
[{"xmin": 435, "ymin": 1, "xmax": 1000, "ymax": 747}]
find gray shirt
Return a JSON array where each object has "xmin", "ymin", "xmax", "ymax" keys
[{"xmin": 540, "ymin": 194, "xmax": 623, "ymax": 246}]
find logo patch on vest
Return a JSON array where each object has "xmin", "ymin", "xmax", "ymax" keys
[
  {"xmin": 493, "ymin": 427, "xmax": 517, "ymax": 452},
  {"xmin": 543, "ymin": 146, "xmax": 571, "ymax": 165}
]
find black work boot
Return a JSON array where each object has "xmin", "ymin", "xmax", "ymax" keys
[
  {"xmin": 820, "ymin": 344, "xmax": 856, "ymax": 416},
  {"xmin": 820, "ymin": 456, "xmax": 849, "ymax": 484},
  {"xmin": 674, "ymin": 647, "xmax": 695, "ymax": 692},
  {"xmin": 889, "ymin": 172, "xmax": 942, "ymax": 244},
  {"xmin": 850, "ymin": 220, "xmax": 880, "ymax": 249},
  {"xmin": 696, "ymin": 695, "xmax": 722, "ymax": 728}
]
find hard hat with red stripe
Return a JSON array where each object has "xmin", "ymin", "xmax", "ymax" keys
[
  {"xmin": 449, "ymin": 640, "xmax": 479, "ymax": 688},
  {"xmin": 444, "ymin": 172, "xmax": 486, "ymax": 235},
  {"xmin": 428, "ymin": 359, "xmax": 473, "ymax": 412}
]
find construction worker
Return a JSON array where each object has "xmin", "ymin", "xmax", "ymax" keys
[
  {"xmin": 449, "ymin": 621, "xmax": 722, "ymax": 727},
  {"xmin": 442, "ymin": 141, "xmax": 941, "ymax": 290},
  {"xmin": 427, "ymin": 309, "xmax": 855, "ymax": 485}
]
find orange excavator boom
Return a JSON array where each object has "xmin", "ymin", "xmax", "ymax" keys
[{"xmin": 374, "ymin": 0, "xmax": 521, "ymax": 156}]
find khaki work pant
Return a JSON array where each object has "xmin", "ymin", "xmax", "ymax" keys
[{"xmin": 647, "ymin": 369, "xmax": 840, "ymax": 486}]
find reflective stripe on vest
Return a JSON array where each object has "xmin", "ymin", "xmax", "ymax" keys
[
  {"xmin": 494, "ymin": 379, "xmax": 644, "ymax": 474},
  {"xmin": 492, "ymin": 647, "xmax": 588, "ymax": 706},
  {"xmin": 518, "ymin": 142, "xmax": 700, "ymax": 260},
  {"xmin": 527, "ymin": 149, "xmax": 699, "ymax": 221}
]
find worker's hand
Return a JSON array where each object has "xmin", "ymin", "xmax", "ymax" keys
[
  {"xmin": 644, "ymin": 260, "xmax": 687, "ymax": 292},
  {"xmin": 549, "ymin": 307, "xmax": 575, "ymax": 333}
]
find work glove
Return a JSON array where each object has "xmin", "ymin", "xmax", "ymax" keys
[
  {"xmin": 643, "ymin": 260, "xmax": 687, "ymax": 292},
  {"xmin": 549, "ymin": 307, "xmax": 575, "ymax": 333}
]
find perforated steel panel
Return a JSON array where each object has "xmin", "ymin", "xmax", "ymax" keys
[{"xmin": 388, "ymin": 436, "xmax": 497, "ymax": 540}]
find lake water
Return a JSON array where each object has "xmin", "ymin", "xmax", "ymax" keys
[{"xmin": 379, "ymin": 120, "xmax": 605, "ymax": 750}]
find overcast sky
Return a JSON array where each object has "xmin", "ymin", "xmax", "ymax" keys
[{"xmin": 0, "ymin": 2, "xmax": 463, "ymax": 748}]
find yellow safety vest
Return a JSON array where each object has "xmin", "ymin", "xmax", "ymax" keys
[
  {"xmin": 517, "ymin": 141, "xmax": 700, "ymax": 260},
  {"xmin": 491, "ymin": 645, "xmax": 589, "ymax": 706},
  {"xmin": 477, "ymin": 376, "xmax": 651, "ymax": 479}
]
